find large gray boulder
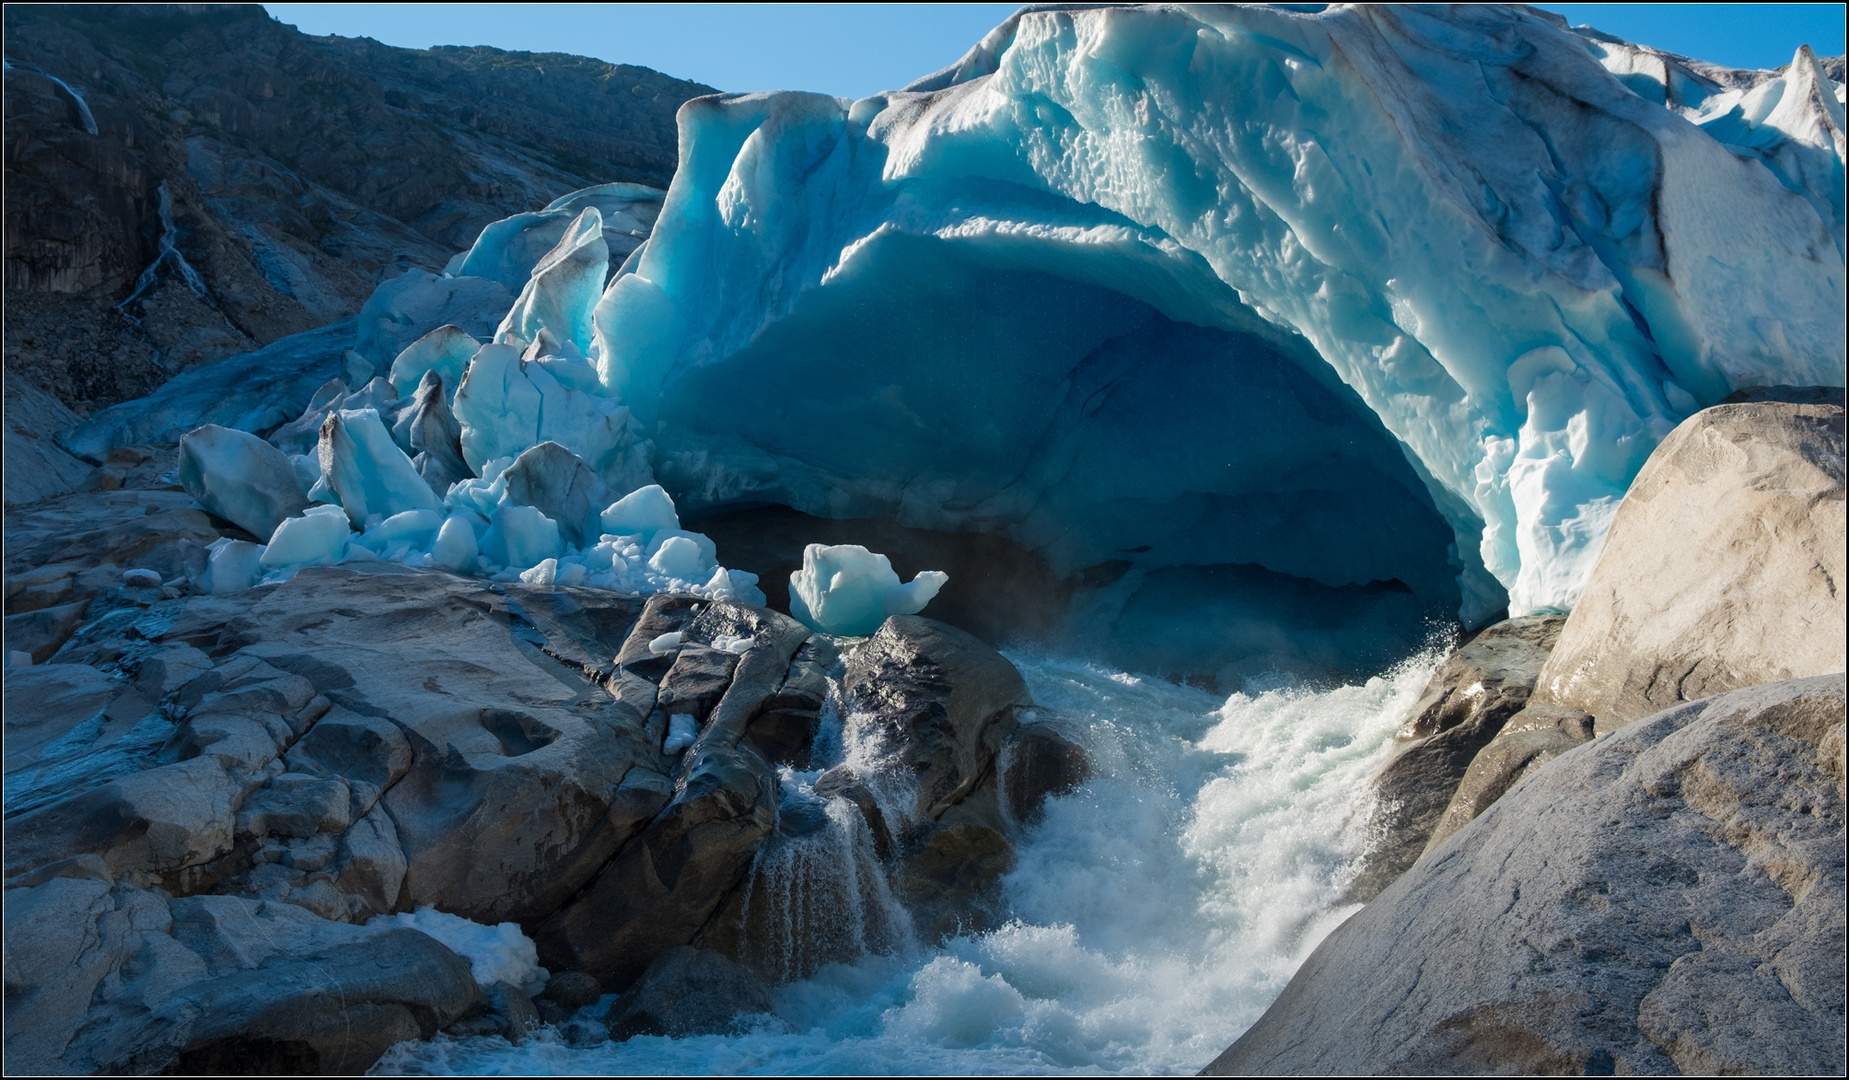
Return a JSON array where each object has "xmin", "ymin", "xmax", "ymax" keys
[
  {"xmin": 1206, "ymin": 674, "xmax": 1846, "ymax": 1076},
  {"xmin": 1534, "ymin": 389, "xmax": 1845, "ymax": 730},
  {"xmin": 2, "ymin": 875, "xmax": 479, "ymax": 1075},
  {"xmin": 603, "ymin": 946, "xmax": 774, "ymax": 1040},
  {"xmin": 1346, "ymin": 616, "xmax": 1563, "ymax": 901},
  {"xmin": 178, "ymin": 424, "xmax": 310, "ymax": 539}
]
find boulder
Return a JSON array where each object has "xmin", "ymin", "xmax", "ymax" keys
[
  {"xmin": 2, "ymin": 879, "xmax": 479, "ymax": 1075},
  {"xmin": 603, "ymin": 946, "xmax": 773, "ymax": 1040},
  {"xmin": 1535, "ymin": 390, "xmax": 1846, "ymax": 730},
  {"xmin": 1206, "ymin": 674, "xmax": 1847, "ymax": 1076},
  {"xmin": 178, "ymin": 424, "xmax": 310, "ymax": 539},
  {"xmin": 1419, "ymin": 703, "xmax": 1593, "ymax": 857},
  {"xmin": 1001, "ymin": 718, "xmax": 1091, "ymax": 825},
  {"xmin": 1346, "ymin": 616, "xmax": 1564, "ymax": 901}
]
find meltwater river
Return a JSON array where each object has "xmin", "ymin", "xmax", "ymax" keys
[{"xmin": 374, "ymin": 647, "xmax": 1440, "ymax": 1075}]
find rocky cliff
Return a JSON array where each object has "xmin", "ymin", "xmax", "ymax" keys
[{"xmin": 2, "ymin": 3, "xmax": 712, "ymax": 424}]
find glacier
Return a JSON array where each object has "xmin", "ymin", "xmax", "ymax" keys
[{"xmin": 64, "ymin": 3, "xmax": 1843, "ymax": 682}]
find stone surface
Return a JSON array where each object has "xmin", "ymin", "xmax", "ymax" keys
[
  {"xmin": 3, "ymin": 4, "xmax": 709, "ymax": 423},
  {"xmin": 1535, "ymin": 391, "xmax": 1846, "ymax": 730},
  {"xmin": 1420, "ymin": 703, "xmax": 1594, "ymax": 857},
  {"xmin": 603, "ymin": 946, "xmax": 774, "ymax": 1040},
  {"xmin": 1207, "ymin": 674, "xmax": 1847, "ymax": 1077},
  {"xmin": 1002, "ymin": 718, "xmax": 1092, "ymax": 825},
  {"xmin": 1, "ymin": 879, "xmax": 480, "ymax": 1075},
  {"xmin": 1346, "ymin": 616, "xmax": 1564, "ymax": 902}
]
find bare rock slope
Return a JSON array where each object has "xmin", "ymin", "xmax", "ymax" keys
[{"xmin": 3, "ymin": 3, "xmax": 711, "ymax": 424}]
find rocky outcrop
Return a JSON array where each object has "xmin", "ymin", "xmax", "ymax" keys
[
  {"xmin": 4, "ymin": 460, "xmax": 1084, "ymax": 1066},
  {"xmin": 1345, "ymin": 616, "xmax": 1564, "ymax": 902},
  {"xmin": 1207, "ymin": 674, "xmax": 1847, "ymax": 1076},
  {"xmin": 603, "ymin": 947, "xmax": 774, "ymax": 1040},
  {"xmin": 3, "ymin": 4, "xmax": 712, "ymax": 417},
  {"xmin": 3, "ymin": 874, "xmax": 480, "ymax": 1075},
  {"xmin": 1534, "ymin": 388, "xmax": 1846, "ymax": 730}
]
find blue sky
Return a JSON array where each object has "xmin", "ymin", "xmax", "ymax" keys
[{"xmin": 263, "ymin": 4, "xmax": 1846, "ymax": 100}]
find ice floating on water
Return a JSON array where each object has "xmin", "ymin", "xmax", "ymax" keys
[
  {"xmin": 788, "ymin": 543, "xmax": 948, "ymax": 637},
  {"xmin": 371, "ymin": 906, "xmax": 548, "ymax": 996}
]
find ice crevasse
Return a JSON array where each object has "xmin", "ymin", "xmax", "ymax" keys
[{"xmin": 583, "ymin": 2, "xmax": 1842, "ymax": 637}]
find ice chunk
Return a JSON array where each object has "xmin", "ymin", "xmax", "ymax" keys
[
  {"xmin": 500, "ymin": 441, "xmax": 616, "ymax": 549},
  {"xmin": 122, "ymin": 568, "xmax": 163, "ymax": 588},
  {"xmin": 451, "ymin": 342, "xmax": 653, "ymax": 493},
  {"xmin": 369, "ymin": 906, "xmax": 546, "ymax": 995},
  {"xmin": 355, "ymin": 269, "xmax": 514, "ymax": 369},
  {"xmin": 341, "ymin": 349, "xmax": 375, "ymax": 388},
  {"xmin": 200, "ymin": 537, "xmax": 266, "ymax": 593},
  {"xmin": 431, "ymin": 512, "xmax": 481, "ymax": 573},
  {"xmin": 710, "ymin": 634, "xmax": 755, "ymax": 655},
  {"xmin": 318, "ymin": 407, "xmax": 442, "ymax": 528},
  {"xmin": 788, "ymin": 543, "xmax": 947, "ymax": 637},
  {"xmin": 454, "ymin": 210, "xmax": 581, "ymax": 294},
  {"xmin": 599, "ymin": 484, "xmax": 680, "ymax": 541},
  {"xmin": 495, "ymin": 207, "xmax": 608, "ymax": 356},
  {"xmin": 480, "ymin": 503, "xmax": 562, "ymax": 571},
  {"xmin": 647, "ymin": 534, "xmax": 708, "ymax": 581},
  {"xmin": 260, "ymin": 505, "xmax": 351, "ymax": 569},
  {"xmin": 388, "ymin": 325, "xmax": 479, "ymax": 400},
  {"xmin": 663, "ymin": 713, "xmax": 700, "ymax": 755},
  {"xmin": 648, "ymin": 631, "xmax": 683, "ymax": 655},
  {"xmin": 178, "ymin": 424, "xmax": 309, "ymax": 539},
  {"xmin": 357, "ymin": 508, "xmax": 443, "ymax": 557},
  {"xmin": 394, "ymin": 370, "xmax": 470, "ymax": 497}
]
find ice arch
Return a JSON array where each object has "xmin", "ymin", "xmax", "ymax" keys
[{"xmin": 587, "ymin": 2, "xmax": 1843, "ymax": 638}]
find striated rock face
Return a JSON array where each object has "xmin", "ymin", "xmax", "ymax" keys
[
  {"xmin": 1345, "ymin": 615, "xmax": 1564, "ymax": 902},
  {"xmin": 1208, "ymin": 674, "xmax": 1846, "ymax": 1077},
  {"xmin": 1535, "ymin": 388, "xmax": 1846, "ymax": 730},
  {"xmin": 2, "ymin": 3, "xmax": 711, "ymax": 415}
]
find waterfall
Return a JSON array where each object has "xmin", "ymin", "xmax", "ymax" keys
[
  {"xmin": 119, "ymin": 181, "xmax": 210, "ymax": 313},
  {"xmin": 3, "ymin": 58, "xmax": 99, "ymax": 135}
]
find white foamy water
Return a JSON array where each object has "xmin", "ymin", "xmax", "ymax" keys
[{"xmin": 372, "ymin": 649, "xmax": 1438, "ymax": 1076}]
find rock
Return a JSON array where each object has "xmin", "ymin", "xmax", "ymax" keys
[
  {"xmin": 844, "ymin": 614, "xmax": 1032, "ymax": 823},
  {"xmin": 812, "ymin": 765, "xmax": 895, "ymax": 861},
  {"xmin": 534, "ymin": 737, "xmax": 779, "ymax": 988},
  {"xmin": 1345, "ymin": 616, "xmax": 1564, "ymax": 901},
  {"xmin": 501, "ymin": 441, "xmax": 618, "ymax": 549},
  {"xmin": 746, "ymin": 638, "xmax": 834, "ymax": 766},
  {"xmin": 1206, "ymin": 674, "xmax": 1847, "ymax": 1077},
  {"xmin": 446, "ymin": 983, "xmax": 542, "ymax": 1044},
  {"xmin": 2, "ymin": 880, "xmax": 480, "ymax": 1075},
  {"xmin": 540, "ymin": 970, "xmax": 604, "ymax": 1010},
  {"xmin": 1534, "ymin": 391, "xmax": 1846, "ymax": 730},
  {"xmin": 178, "ymin": 423, "xmax": 310, "ymax": 539},
  {"xmin": 3, "ymin": 377, "xmax": 92, "ymax": 507},
  {"xmin": 603, "ymin": 946, "xmax": 774, "ymax": 1040},
  {"xmin": 1419, "ymin": 703, "xmax": 1594, "ymax": 857},
  {"xmin": 1001, "ymin": 719, "xmax": 1091, "ymax": 825}
]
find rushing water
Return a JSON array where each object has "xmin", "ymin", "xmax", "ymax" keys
[{"xmin": 373, "ymin": 647, "xmax": 1440, "ymax": 1076}]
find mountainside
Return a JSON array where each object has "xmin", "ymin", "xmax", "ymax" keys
[{"xmin": 2, "ymin": 3, "xmax": 714, "ymax": 417}]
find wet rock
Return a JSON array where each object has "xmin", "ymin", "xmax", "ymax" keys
[
  {"xmin": 1, "ymin": 880, "xmax": 480, "ymax": 1075},
  {"xmin": 1002, "ymin": 718, "xmax": 1091, "ymax": 825},
  {"xmin": 1346, "ymin": 616, "xmax": 1564, "ymax": 902},
  {"xmin": 604, "ymin": 946, "xmax": 773, "ymax": 1040},
  {"xmin": 535, "ymin": 738, "xmax": 779, "ymax": 988},
  {"xmin": 540, "ymin": 970, "xmax": 604, "ymax": 1010},
  {"xmin": 446, "ymin": 983, "xmax": 542, "ymax": 1043},
  {"xmin": 1535, "ymin": 391, "xmax": 1846, "ymax": 730},
  {"xmin": 1207, "ymin": 674, "xmax": 1847, "ymax": 1077},
  {"xmin": 746, "ymin": 638, "xmax": 834, "ymax": 766},
  {"xmin": 813, "ymin": 765, "xmax": 895, "ymax": 861},
  {"xmin": 1419, "ymin": 703, "xmax": 1594, "ymax": 857}
]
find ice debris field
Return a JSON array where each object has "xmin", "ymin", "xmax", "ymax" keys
[{"xmin": 74, "ymin": 3, "xmax": 1846, "ymax": 674}]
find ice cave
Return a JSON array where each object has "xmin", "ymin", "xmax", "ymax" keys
[{"xmin": 89, "ymin": 2, "xmax": 1847, "ymax": 684}]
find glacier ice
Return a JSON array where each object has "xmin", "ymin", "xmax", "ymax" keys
[
  {"xmin": 663, "ymin": 713, "xmax": 700, "ymax": 755},
  {"xmin": 200, "ymin": 537, "xmax": 266, "ymax": 594},
  {"xmin": 369, "ymin": 907, "xmax": 547, "ymax": 995},
  {"xmin": 317, "ymin": 407, "xmax": 442, "ymax": 528},
  {"xmin": 388, "ymin": 325, "xmax": 479, "ymax": 399},
  {"xmin": 588, "ymin": 2, "xmax": 1843, "ymax": 627},
  {"xmin": 138, "ymin": 5, "xmax": 1843, "ymax": 681},
  {"xmin": 789, "ymin": 543, "xmax": 949, "ymax": 637},
  {"xmin": 177, "ymin": 424, "xmax": 308, "ymax": 539},
  {"xmin": 261, "ymin": 505, "xmax": 352, "ymax": 570},
  {"xmin": 495, "ymin": 206, "xmax": 608, "ymax": 355}
]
